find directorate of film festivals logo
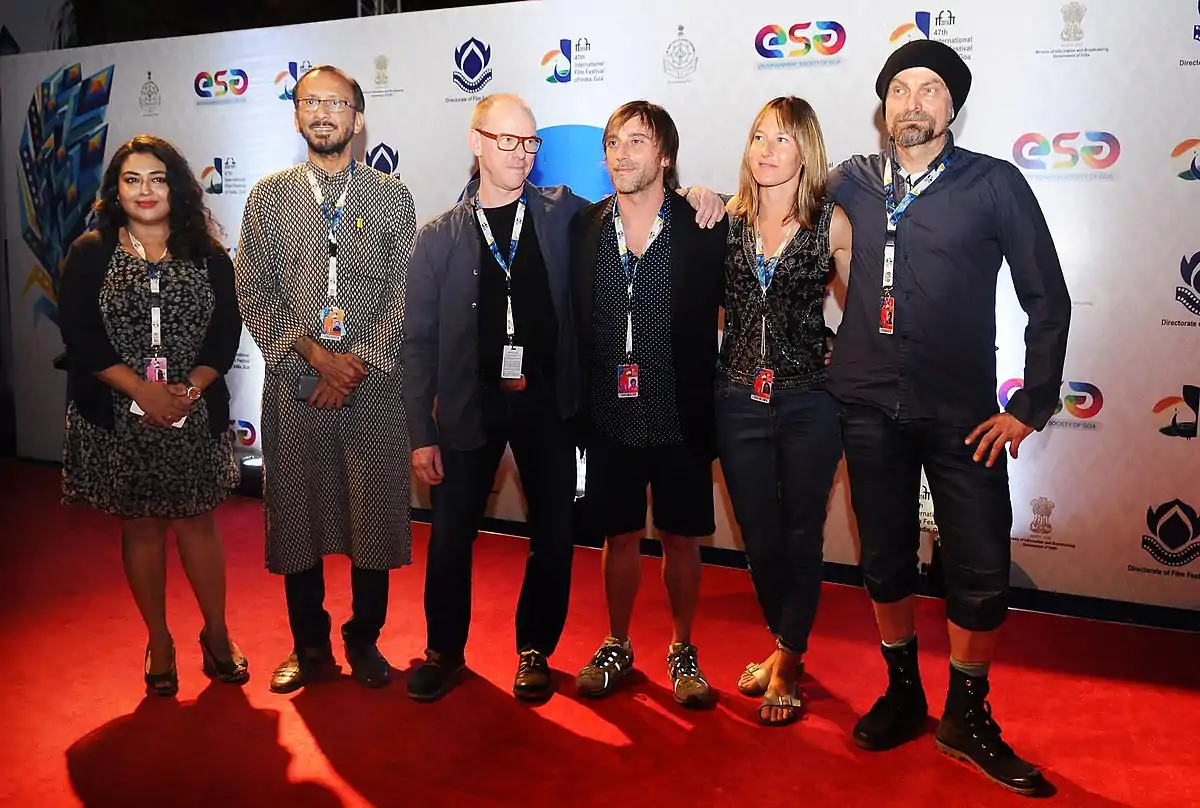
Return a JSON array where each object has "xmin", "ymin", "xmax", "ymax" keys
[
  {"xmin": 367, "ymin": 142, "xmax": 400, "ymax": 176},
  {"xmin": 1153, "ymin": 385, "xmax": 1198, "ymax": 439},
  {"xmin": 1012, "ymin": 131, "xmax": 1120, "ymax": 180},
  {"xmin": 451, "ymin": 37, "xmax": 493, "ymax": 96},
  {"xmin": 755, "ymin": 22, "xmax": 846, "ymax": 69},
  {"xmin": 1172, "ymin": 138, "xmax": 1200, "ymax": 181},
  {"xmin": 1141, "ymin": 499, "xmax": 1200, "ymax": 568},
  {"xmin": 664, "ymin": 25, "xmax": 698, "ymax": 81},
  {"xmin": 18, "ymin": 63, "xmax": 114, "ymax": 326},
  {"xmin": 1168, "ymin": 251, "xmax": 1200, "ymax": 325},
  {"xmin": 998, "ymin": 378, "xmax": 1104, "ymax": 428}
]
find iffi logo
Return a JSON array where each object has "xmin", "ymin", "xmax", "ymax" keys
[
  {"xmin": 890, "ymin": 10, "xmax": 955, "ymax": 44},
  {"xmin": 367, "ymin": 142, "xmax": 400, "ymax": 176},
  {"xmin": 228, "ymin": 419, "xmax": 257, "ymax": 447},
  {"xmin": 543, "ymin": 39, "xmax": 579, "ymax": 83},
  {"xmin": 201, "ymin": 157, "xmax": 235, "ymax": 194},
  {"xmin": 194, "ymin": 69, "xmax": 249, "ymax": 98},
  {"xmin": 275, "ymin": 61, "xmax": 312, "ymax": 101},
  {"xmin": 452, "ymin": 38, "xmax": 493, "ymax": 94},
  {"xmin": 1172, "ymin": 138, "xmax": 1200, "ymax": 181},
  {"xmin": 998, "ymin": 378, "xmax": 1104, "ymax": 421},
  {"xmin": 1142, "ymin": 499, "xmax": 1200, "ymax": 567},
  {"xmin": 1012, "ymin": 132, "xmax": 1120, "ymax": 171},
  {"xmin": 1153, "ymin": 385, "xmax": 1198, "ymax": 440}
]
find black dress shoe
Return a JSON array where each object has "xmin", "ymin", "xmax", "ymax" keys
[
  {"xmin": 199, "ymin": 630, "xmax": 250, "ymax": 685},
  {"xmin": 935, "ymin": 668, "xmax": 1047, "ymax": 797},
  {"xmin": 513, "ymin": 650, "xmax": 552, "ymax": 702},
  {"xmin": 269, "ymin": 647, "xmax": 338, "ymax": 694},
  {"xmin": 853, "ymin": 639, "xmax": 928, "ymax": 751},
  {"xmin": 407, "ymin": 649, "xmax": 465, "ymax": 702},
  {"xmin": 345, "ymin": 643, "xmax": 391, "ymax": 688}
]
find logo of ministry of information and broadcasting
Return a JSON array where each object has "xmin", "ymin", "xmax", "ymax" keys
[
  {"xmin": 452, "ymin": 38, "xmax": 493, "ymax": 94},
  {"xmin": 1030, "ymin": 497, "xmax": 1055, "ymax": 536},
  {"xmin": 664, "ymin": 25, "xmax": 698, "ymax": 80},
  {"xmin": 1142, "ymin": 499, "xmax": 1200, "ymax": 567},
  {"xmin": 756, "ymin": 23, "xmax": 846, "ymax": 66},
  {"xmin": 275, "ymin": 61, "xmax": 312, "ymax": 101},
  {"xmin": 998, "ymin": 379, "xmax": 1104, "ymax": 427},
  {"xmin": 1060, "ymin": 2, "xmax": 1085, "ymax": 42},
  {"xmin": 1173, "ymin": 138, "xmax": 1200, "ymax": 181}
]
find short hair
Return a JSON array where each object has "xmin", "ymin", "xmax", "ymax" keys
[
  {"xmin": 732, "ymin": 96, "xmax": 828, "ymax": 230},
  {"xmin": 469, "ymin": 93, "xmax": 536, "ymax": 131},
  {"xmin": 602, "ymin": 101, "xmax": 681, "ymax": 192},
  {"xmin": 293, "ymin": 65, "xmax": 366, "ymax": 114}
]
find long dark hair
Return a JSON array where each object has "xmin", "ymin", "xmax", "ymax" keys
[{"xmin": 93, "ymin": 135, "xmax": 222, "ymax": 259}]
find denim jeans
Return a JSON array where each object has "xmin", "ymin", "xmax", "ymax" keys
[{"xmin": 715, "ymin": 377, "xmax": 842, "ymax": 655}]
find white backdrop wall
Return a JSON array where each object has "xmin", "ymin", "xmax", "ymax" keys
[{"xmin": 2, "ymin": 0, "xmax": 1198, "ymax": 610}]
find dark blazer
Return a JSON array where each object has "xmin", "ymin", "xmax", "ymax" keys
[
  {"xmin": 57, "ymin": 229, "xmax": 242, "ymax": 438},
  {"xmin": 402, "ymin": 179, "xmax": 590, "ymax": 452},
  {"xmin": 569, "ymin": 191, "xmax": 728, "ymax": 458}
]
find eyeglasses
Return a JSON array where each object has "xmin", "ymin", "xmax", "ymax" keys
[
  {"xmin": 476, "ymin": 129, "xmax": 542, "ymax": 154},
  {"xmin": 297, "ymin": 97, "xmax": 356, "ymax": 113}
]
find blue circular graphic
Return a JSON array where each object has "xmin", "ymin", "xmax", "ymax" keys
[{"xmin": 529, "ymin": 124, "xmax": 613, "ymax": 203}]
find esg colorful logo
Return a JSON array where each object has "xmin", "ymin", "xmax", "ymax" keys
[
  {"xmin": 1012, "ymin": 132, "xmax": 1120, "ymax": 171},
  {"xmin": 228, "ymin": 419, "xmax": 257, "ymax": 446},
  {"xmin": 756, "ymin": 23, "xmax": 846, "ymax": 58},
  {"xmin": 194, "ymin": 69, "xmax": 249, "ymax": 98},
  {"xmin": 998, "ymin": 379, "xmax": 1104, "ymax": 419}
]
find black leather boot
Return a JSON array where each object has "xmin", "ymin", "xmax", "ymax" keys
[
  {"xmin": 852, "ymin": 638, "xmax": 928, "ymax": 751},
  {"xmin": 935, "ymin": 667, "xmax": 1047, "ymax": 796}
]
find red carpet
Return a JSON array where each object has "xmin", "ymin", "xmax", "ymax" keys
[{"xmin": 1, "ymin": 459, "xmax": 1197, "ymax": 807}]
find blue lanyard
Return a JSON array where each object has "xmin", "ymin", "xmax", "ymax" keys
[
  {"xmin": 754, "ymin": 222, "xmax": 794, "ymax": 293},
  {"xmin": 306, "ymin": 160, "xmax": 355, "ymax": 238},
  {"xmin": 613, "ymin": 199, "xmax": 666, "ymax": 286},
  {"xmin": 884, "ymin": 152, "xmax": 950, "ymax": 228},
  {"xmin": 474, "ymin": 193, "xmax": 526, "ymax": 276}
]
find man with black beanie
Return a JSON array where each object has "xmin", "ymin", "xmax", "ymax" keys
[{"xmin": 826, "ymin": 40, "xmax": 1071, "ymax": 796}]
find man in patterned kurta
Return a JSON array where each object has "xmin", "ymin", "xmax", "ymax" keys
[{"xmin": 234, "ymin": 65, "xmax": 417, "ymax": 693}]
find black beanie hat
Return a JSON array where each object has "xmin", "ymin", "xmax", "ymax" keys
[{"xmin": 875, "ymin": 40, "xmax": 972, "ymax": 116}]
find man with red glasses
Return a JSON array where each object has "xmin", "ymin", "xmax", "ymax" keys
[{"xmin": 402, "ymin": 94, "xmax": 724, "ymax": 702}]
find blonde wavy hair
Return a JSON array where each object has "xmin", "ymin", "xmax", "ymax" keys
[{"xmin": 730, "ymin": 96, "xmax": 828, "ymax": 229}]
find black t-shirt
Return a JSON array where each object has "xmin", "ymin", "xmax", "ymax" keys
[{"xmin": 476, "ymin": 199, "xmax": 557, "ymax": 388}]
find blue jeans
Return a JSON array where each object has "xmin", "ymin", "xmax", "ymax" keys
[{"xmin": 715, "ymin": 377, "xmax": 842, "ymax": 655}]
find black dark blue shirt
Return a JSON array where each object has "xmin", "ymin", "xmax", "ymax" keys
[
  {"xmin": 589, "ymin": 199, "xmax": 684, "ymax": 446},
  {"xmin": 827, "ymin": 136, "xmax": 1071, "ymax": 430}
]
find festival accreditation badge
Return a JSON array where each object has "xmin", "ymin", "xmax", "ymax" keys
[
  {"xmin": 617, "ymin": 364, "xmax": 639, "ymax": 398},
  {"xmin": 320, "ymin": 305, "xmax": 346, "ymax": 341},
  {"xmin": 145, "ymin": 356, "xmax": 168, "ymax": 383},
  {"xmin": 751, "ymin": 367, "xmax": 774, "ymax": 404},
  {"xmin": 879, "ymin": 295, "xmax": 895, "ymax": 335}
]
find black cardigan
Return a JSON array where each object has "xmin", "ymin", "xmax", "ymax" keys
[
  {"xmin": 57, "ymin": 230, "xmax": 243, "ymax": 438},
  {"xmin": 569, "ymin": 192, "xmax": 728, "ymax": 458}
]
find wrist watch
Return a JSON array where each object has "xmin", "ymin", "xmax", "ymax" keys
[{"xmin": 185, "ymin": 385, "xmax": 202, "ymax": 401}]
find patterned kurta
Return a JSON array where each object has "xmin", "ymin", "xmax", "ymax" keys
[{"xmin": 234, "ymin": 161, "xmax": 417, "ymax": 574}]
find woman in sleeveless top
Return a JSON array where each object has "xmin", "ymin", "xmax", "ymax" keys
[{"xmin": 717, "ymin": 97, "xmax": 852, "ymax": 726}]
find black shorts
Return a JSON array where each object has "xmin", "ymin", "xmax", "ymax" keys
[
  {"xmin": 838, "ymin": 403, "xmax": 1014, "ymax": 632},
  {"xmin": 583, "ymin": 436, "xmax": 715, "ymax": 539}
]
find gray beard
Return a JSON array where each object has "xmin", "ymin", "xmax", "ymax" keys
[{"xmin": 893, "ymin": 121, "xmax": 937, "ymax": 148}]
